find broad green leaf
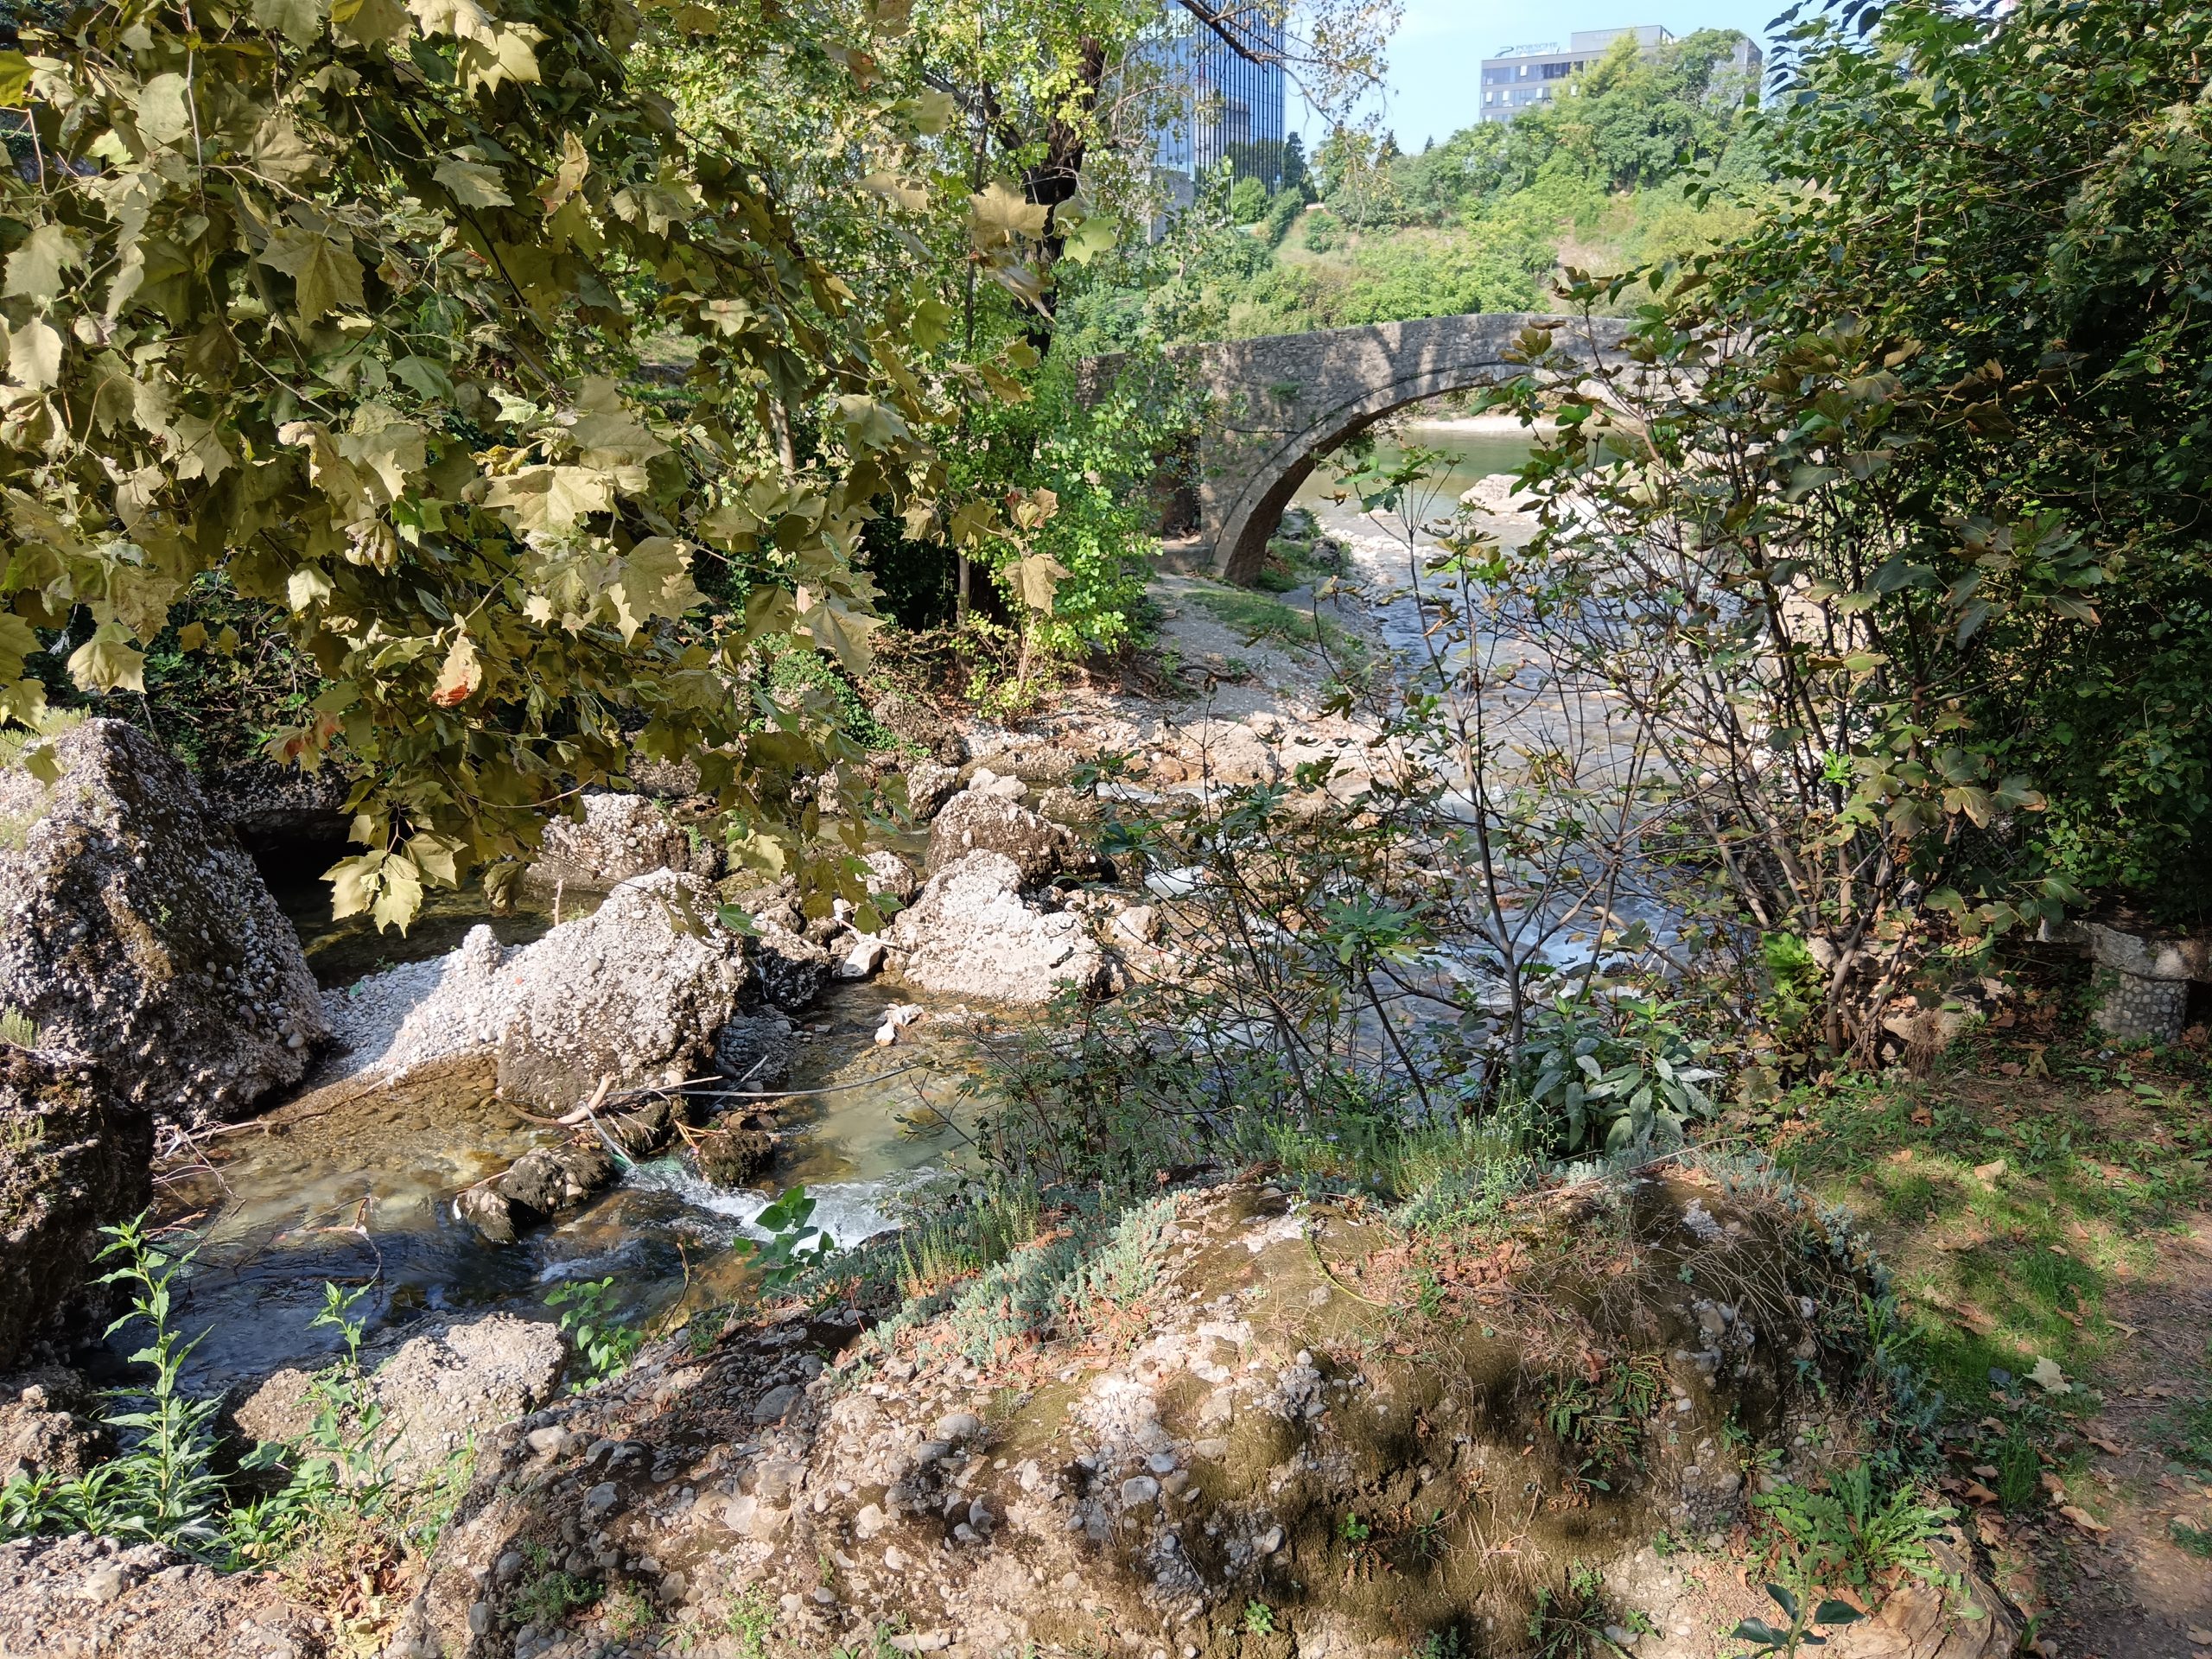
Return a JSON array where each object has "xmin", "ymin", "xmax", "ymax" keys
[
  {"xmin": 4, "ymin": 224, "xmax": 86, "ymax": 301},
  {"xmin": 259, "ymin": 222, "xmax": 365, "ymax": 321},
  {"xmin": 0, "ymin": 613, "xmax": 36, "ymax": 680},
  {"xmin": 251, "ymin": 0, "xmax": 328, "ymax": 45},
  {"xmin": 435, "ymin": 155, "xmax": 514, "ymax": 208},
  {"xmin": 1059, "ymin": 212, "xmax": 1119, "ymax": 266}
]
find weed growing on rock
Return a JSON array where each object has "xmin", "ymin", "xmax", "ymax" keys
[
  {"xmin": 0, "ymin": 1007, "xmax": 40, "ymax": 1048},
  {"xmin": 545, "ymin": 1276, "xmax": 644, "ymax": 1392},
  {"xmin": 511, "ymin": 1540, "xmax": 600, "ymax": 1630},
  {"xmin": 852, "ymin": 1193, "xmax": 1177, "ymax": 1371},
  {"xmin": 1525, "ymin": 1561, "xmax": 1635, "ymax": 1656},
  {"xmin": 1751, "ymin": 1461, "xmax": 1952, "ymax": 1589}
]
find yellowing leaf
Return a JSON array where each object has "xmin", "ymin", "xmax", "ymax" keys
[
  {"xmin": 288, "ymin": 567, "xmax": 334, "ymax": 611},
  {"xmin": 4, "ymin": 224, "xmax": 86, "ymax": 302},
  {"xmin": 175, "ymin": 621, "xmax": 207, "ymax": 652},
  {"xmin": 435, "ymin": 155, "xmax": 513, "ymax": 208},
  {"xmin": 6, "ymin": 316, "xmax": 62, "ymax": 389},
  {"xmin": 2026, "ymin": 1356, "xmax": 2069, "ymax": 1394},
  {"xmin": 66, "ymin": 621, "xmax": 146, "ymax": 693},
  {"xmin": 604, "ymin": 536, "xmax": 703, "ymax": 639},
  {"xmin": 432, "ymin": 632, "xmax": 481, "ymax": 706},
  {"xmin": 968, "ymin": 181, "xmax": 1047, "ymax": 249},
  {"xmin": 136, "ymin": 73, "xmax": 195, "ymax": 144},
  {"xmin": 332, "ymin": 0, "xmax": 411, "ymax": 45},
  {"xmin": 325, "ymin": 852, "xmax": 383, "ymax": 920},
  {"xmin": 372, "ymin": 854, "xmax": 423, "ymax": 931},
  {"xmin": 537, "ymin": 130, "xmax": 588, "ymax": 214},
  {"xmin": 911, "ymin": 86, "xmax": 954, "ymax": 135},
  {"xmin": 457, "ymin": 22, "xmax": 543, "ymax": 94},
  {"xmin": 1016, "ymin": 552, "xmax": 1071, "ymax": 613},
  {"xmin": 408, "ymin": 0, "xmax": 494, "ymax": 40},
  {"xmin": 0, "ymin": 50, "xmax": 29, "ymax": 105},
  {"xmin": 246, "ymin": 115, "xmax": 325, "ymax": 184},
  {"xmin": 484, "ymin": 465, "xmax": 615, "ymax": 531}
]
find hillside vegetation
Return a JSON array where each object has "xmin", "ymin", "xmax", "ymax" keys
[{"xmin": 1065, "ymin": 27, "xmax": 1769, "ymax": 347}]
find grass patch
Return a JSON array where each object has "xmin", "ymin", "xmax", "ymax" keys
[
  {"xmin": 1189, "ymin": 586, "xmax": 1360, "ymax": 659},
  {"xmin": 1753, "ymin": 1039, "xmax": 2209, "ymax": 1414}
]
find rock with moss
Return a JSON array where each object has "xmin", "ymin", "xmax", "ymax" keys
[
  {"xmin": 395, "ymin": 1173, "xmax": 2017, "ymax": 1659},
  {"xmin": 0, "ymin": 1046, "xmax": 150, "ymax": 1369},
  {"xmin": 0, "ymin": 720, "xmax": 327, "ymax": 1128}
]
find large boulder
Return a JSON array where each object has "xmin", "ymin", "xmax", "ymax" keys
[
  {"xmin": 494, "ymin": 872, "xmax": 753, "ymax": 1109},
  {"xmin": 0, "ymin": 1046, "xmax": 151, "ymax": 1369},
  {"xmin": 925, "ymin": 788, "xmax": 1075, "ymax": 886},
  {"xmin": 527, "ymin": 791, "xmax": 721, "ymax": 890},
  {"xmin": 887, "ymin": 852, "xmax": 1104, "ymax": 1005},
  {"xmin": 0, "ymin": 720, "xmax": 327, "ymax": 1128},
  {"xmin": 0, "ymin": 1535, "xmax": 324, "ymax": 1658},
  {"xmin": 321, "ymin": 874, "xmax": 754, "ymax": 1110},
  {"xmin": 237, "ymin": 1313, "xmax": 566, "ymax": 1485}
]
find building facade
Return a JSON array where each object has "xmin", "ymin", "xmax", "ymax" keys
[
  {"xmin": 1150, "ymin": 3, "xmax": 1289, "ymax": 188},
  {"xmin": 1477, "ymin": 25, "xmax": 1763, "ymax": 124}
]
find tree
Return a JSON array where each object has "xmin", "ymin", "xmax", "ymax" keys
[
  {"xmin": 0, "ymin": 0, "xmax": 950, "ymax": 928},
  {"xmin": 1281, "ymin": 129, "xmax": 1312, "ymax": 200},
  {"xmin": 1491, "ymin": 0, "xmax": 2212, "ymax": 1058}
]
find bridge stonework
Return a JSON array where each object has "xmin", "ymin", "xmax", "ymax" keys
[{"xmin": 1094, "ymin": 312, "xmax": 1625, "ymax": 583}]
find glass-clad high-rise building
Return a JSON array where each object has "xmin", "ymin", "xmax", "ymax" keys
[{"xmin": 1150, "ymin": 3, "xmax": 1288, "ymax": 188}]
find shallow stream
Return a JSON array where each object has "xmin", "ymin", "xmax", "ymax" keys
[{"xmin": 156, "ymin": 868, "xmax": 982, "ymax": 1391}]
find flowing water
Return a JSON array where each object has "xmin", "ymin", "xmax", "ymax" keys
[
  {"xmin": 145, "ymin": 415, "xmax": 1630, "ymax": 1391},
  {"xmin": 156, "ymin": 861, "xmax": 983, "ymax": 1390}
]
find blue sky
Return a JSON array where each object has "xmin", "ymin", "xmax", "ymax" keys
[{"xmin": 1294, "ymin": 0, "xmax": 1795, "ymax": 149}]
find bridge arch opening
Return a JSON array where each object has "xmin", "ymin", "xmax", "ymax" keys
[{"xmin": 1178, "ymin": 313, "xmax": 1622, "ymax": 584}]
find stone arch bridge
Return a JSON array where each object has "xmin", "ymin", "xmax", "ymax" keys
[{"xmin": 1096, "ymin": 311, "xmax": 1628, "ymax": 583}]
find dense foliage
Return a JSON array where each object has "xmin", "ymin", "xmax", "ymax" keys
[
  {"xmin": 1487, "ymin": 0, "xmax": 2212, "ymax": 1060},
  {"xmin": 0, "ymin": 0, "xmax": 961, "ymax": 925},
  {"xmin": 1062, "ymin": 27, "xmax": 1765, "ymax": 348}
]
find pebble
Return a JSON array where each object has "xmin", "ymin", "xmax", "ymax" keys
[
  {"xmin": 933, "ymin": 1411, "xmax": 983, "ymax": 1443},
  {"xmin": 1120, "ymin": 1476, "xmax": 1160, "ymax": 1507}
]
